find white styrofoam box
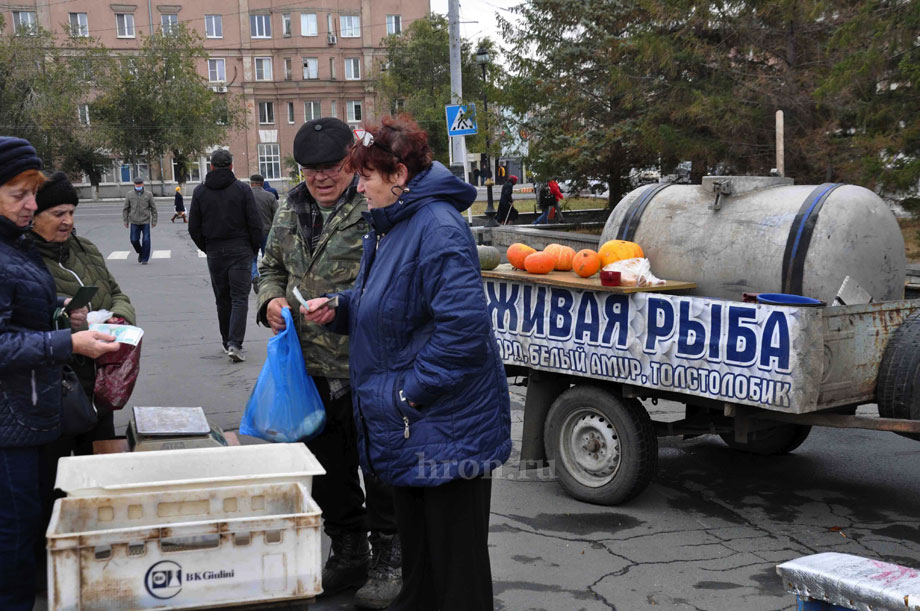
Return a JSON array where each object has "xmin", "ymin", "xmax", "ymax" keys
[
  {"xmin": 55, "ymin": 444, "xmax": 325, "ymax": 497},
  {"xmin": 47, "ymin": 482, "xmax": 323, "ymax": 610}
]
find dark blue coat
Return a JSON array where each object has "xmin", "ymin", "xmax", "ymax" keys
[
  {"xmin": 0, "ymin": 216, "xmax": 72, "ymax": 447},
  {"xmin": 331, "ymin": 162, "xmax": 511, "ymax": 487}
]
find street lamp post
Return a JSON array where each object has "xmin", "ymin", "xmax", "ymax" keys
[{"xmin": 476, "ymin": 46, "xmax": 498, "ymax": 227}]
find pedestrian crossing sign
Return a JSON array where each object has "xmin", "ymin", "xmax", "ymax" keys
[{"xmin": 445, "ymin": 104, "xmax": 478, "ymax": 136}]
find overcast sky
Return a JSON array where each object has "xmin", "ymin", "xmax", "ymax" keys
[{"xmin": 428, "ymin": 0, "xmax": 520, "ymax": 50}]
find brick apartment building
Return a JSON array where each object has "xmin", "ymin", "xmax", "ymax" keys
[{"xmin": 3, "ymin": 0, "xmax": 428, "ymax": 195}]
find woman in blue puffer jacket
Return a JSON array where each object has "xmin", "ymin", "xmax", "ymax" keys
[
  {"xmin": 304, "ymin": 116, "xmax": 511, "ymax": 610},
  {"xmin": 0, "ymin": 137, "xmax": 118, "ymax": 610}
]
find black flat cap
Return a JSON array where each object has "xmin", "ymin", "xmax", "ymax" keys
[
  {"xmin": 294, "ymin": 118, "xmax": 353, "ymax": 167},
  {"xmin": 36, "ymin": 172, "xmax": 79, "ymax": 213},
  {"xmin": 133, "ymin": 177, "xmax": 144, "ymax": 184},
  {"xmin": 211, "ymin": 149, "xmax": 233, "ymax": 168}
]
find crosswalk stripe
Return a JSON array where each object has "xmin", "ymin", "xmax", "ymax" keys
[
  {"xmin": 107, "ymin": 251, "xmax": 130, "ymax": 260},
  {"xmin": 151, "ymin": 250, "xmax": 171, "ymax": 259},
  {"xmin": 198, "ymin": 250, "xmax": 207, "ymax": 258}
]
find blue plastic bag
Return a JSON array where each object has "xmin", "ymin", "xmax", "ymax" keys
[{"xmin": 240, "ymin": 307, "xmax": 326, "ymax": 442}]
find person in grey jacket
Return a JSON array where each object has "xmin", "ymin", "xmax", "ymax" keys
[
  {"xmin": 249, "ymin": 173, "xmax": 278, "ymax": 294},
  {"xmin": 122, "ymin": 177, "xmax": 157, "ymax": 264}
]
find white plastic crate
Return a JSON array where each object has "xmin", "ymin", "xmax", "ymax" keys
[
  {"xmin": 47, "ymin": 482, "xmax": 323, "ymax": 610},
  {"xmin": 54, "ymin": 444, "xmax": 325, "ymax": 497}
]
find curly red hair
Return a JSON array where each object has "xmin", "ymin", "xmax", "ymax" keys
[{"xmin": 345, "ymin": 114, "xmax": 433, "ymax": 182}]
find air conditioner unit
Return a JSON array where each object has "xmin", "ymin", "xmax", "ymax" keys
[
  {"xmin": 210, "ymin": 85, "xmax": 228, "ymax": 93},
  {"xmin": 327, "ymin": 34, "xmax": 337, "ymax": 45}
]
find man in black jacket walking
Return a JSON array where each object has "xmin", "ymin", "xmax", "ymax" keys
[{"xmin": 188, "ymin": 149, "xmax": 262, "ymax": 362}]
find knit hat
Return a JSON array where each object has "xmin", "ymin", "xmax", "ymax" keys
[
  {"xmin": 293, "ymin": 118, "xmax": 353, "ymax": 166},
  {"xmin": 509, "ymin": 175, "xmax": 519, "ymax": 184},
  {"xmin": 0, "ymin": 137, "xmax": 43, "ymax": 187},
  {"xmin": 35, "ymin": 171, "xmax": 78, "ymax": 213},
  {"xmin": 175, "ymin": 186, "xmax": 181, "ymax": 192}
]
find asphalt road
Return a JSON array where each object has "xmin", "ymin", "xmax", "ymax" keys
[{"xmin": 40, "ymin": 200, "xmax": 920, "ymax": 610}]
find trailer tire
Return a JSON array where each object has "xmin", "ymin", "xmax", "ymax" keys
[
  {"xmin": 718, "ymin": 424, "xmax": 812, "ymax": 455},
  {"xmin": 877, "ymin": 311, "xmax": 920, "ymax": 441},
  {"xmin": 544, "ymin": 386, "xmax": 657, "ymax": 505}
]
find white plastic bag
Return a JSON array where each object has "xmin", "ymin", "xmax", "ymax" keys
[{"xmin": 603, "ymin": 258, "xmax": 665, "ymax": 287}]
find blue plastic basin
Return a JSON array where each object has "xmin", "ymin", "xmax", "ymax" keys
[{"xmin": 756, "ymin": 293, "xmax": 824, "ymax": 307}]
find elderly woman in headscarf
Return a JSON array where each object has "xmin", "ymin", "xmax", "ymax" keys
[{"xmin": 0, "ymin": 139, "xmax": 118, "ymax": 610}]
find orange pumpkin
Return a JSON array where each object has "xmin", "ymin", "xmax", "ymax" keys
[
  {"xmin": 598, "ymin": 240, "xmax": 644, "ymax": 267},
  {"xmin": 572, "ymin": 249, "xmax": 601, "ymax": 277},
  {"xmin": 545, "ymin": 244, "xmax": 576, "ymax": 271},
  {"xmin": 507, "ymin": 243, "xmax": 536, "ymax": 270},
  {"xmin": 524, "ymin": 251, "xmax": 556, "ymax": 274}
]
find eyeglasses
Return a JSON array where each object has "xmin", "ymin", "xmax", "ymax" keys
[
  {"xmin": 302, "ymin": 163, "xmax": 345, "ymax": 179},
  {"xmin": 353, "ymin": 129, "xmax": 397, "ymax": 157}
]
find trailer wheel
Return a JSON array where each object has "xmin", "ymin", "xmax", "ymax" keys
[
  {"xmin": 718, "ymin": 424, "xmax": 812, "ymax": 455},
  {"xmin": 543, "ymin": 386, "xmax": 657, "ymax": 505},
  {"xmin": 877, "ymin": 311, "xmax": 920, "ymax": 441}
]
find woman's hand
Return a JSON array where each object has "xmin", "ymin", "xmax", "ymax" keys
[
  {"xmin": 68, "ymin": 306, "xmax": 88, "ymax": 330},
  {"xmin": 266, "ymin": 297, "xmax": 290, "ymax": 334},
  {"xmin": 71, "ymin": 330, "xmax": 119, "ymax": 358},
  {"xmin": 301, "ymin": 298, "xmax": 336, "ymax": 325}
]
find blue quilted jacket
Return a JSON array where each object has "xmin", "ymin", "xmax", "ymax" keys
[
  {"xmin": 330, "ymin": 162, "xmax": 511, "ymax": 487},
  {"xmin": 0, "ymin": 216, "xmax": 72, "ymax": 447}
]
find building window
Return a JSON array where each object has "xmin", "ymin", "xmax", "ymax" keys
[
  {"xmin": 120, "ymin": 162, "xmax": 149, "ymax": 183},
  {"xmin": 386, "ymin": 15, "xmax": 401, "ymax": 35},
  {"xmin": 205, "ymin": 15, "xmax": 222, "ymax": 38},
  {"xmin": 302, "ymin": 57, "xmax": 318, "ymax": 80},
  {"xmin": 78, "ymin": 104, "xmax": 90, "ymax": 126},
  {"xmin": 339, "ymin": 15, "xmax": 360, "ymax": 38},
  {"xmin": 300, "ymin": 13, "xmax": 317, "ymax": 36},
  {"xmin": 173, "ymin": 158, "xmax": 201, "ymax": 183},
  {"xmin": 283, "ymin": 57, "xmax": 292, "ymax": 80},
  {"xmin": 329, "ymin": 57, "xmax": 336, "ymax": 79},
  {"xmin": 115, "ymin": 13, "xmax": 135, "ymax": 38},
  {"xmin": 258, "ymin": 102, "xmax": 274, "ymax": 124},
  {"xmin": 287, "ymin": 102, "xmax": 295, "ymax": 124},
  {"xmin": 13, "ymin": 11, "xmax": 37, "ymax": 35},
  {"xmin": 258, "ymin": 144, "xmax": 281, "ymax": 180},
  {"xmin": 69, "ymin": 13, "xmax": 89, "ymax": 37},
  {"xmin": 208, "ymin": 58, "xmax": 225, "ymax": 82},
  {"xmin": 282, "ymin": 13, "xmax": 291, "ymax": 37},
  {"xmin": 304, "ymin": 100, "xmax": 320, "ymax": 121},
  {"xmin": 345, "ymin": 58, "xmax": 361, "ymax": 80},
  {"xmin": 347, "ymin": 100, "xmax": 362, "ymax": 123},
  {"xmin": 161, "ymin": 14, "xmax": 178, "ymax": 35},
  {"xmin": 254, "ymin": 57, "xmax": 273, "ymax": 81},
  {"xmin": 250, "ymin": 14, "xmax": 271, "ymax": 39},
  {"xmin": 330, "ymin": 100, "xmax": 337, "ymax": 119}
]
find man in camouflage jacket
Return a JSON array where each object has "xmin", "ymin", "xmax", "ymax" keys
[{"xmin": 256, "ymin": 118, "xmax": 399, "ymax": 608}]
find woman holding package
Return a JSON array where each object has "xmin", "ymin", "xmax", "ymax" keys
[
  {"xmin": 30, "ymin": 171, "xmax": 137, "ymax": 455},
  {"xmin": 304, "ymin": 116, "xmax": 511, "ymax": 610},
  {"xmin": 0, "ymin": 137, "xmax": 118, "ymax": 610}
]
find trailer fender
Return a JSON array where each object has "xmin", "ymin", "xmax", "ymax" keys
[{"xmin": 520, "ymin": 371, "xmax": 569, "ymax": 469}]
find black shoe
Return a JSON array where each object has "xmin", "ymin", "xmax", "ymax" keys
[
  {"xmin": 353, "ymin": 533, "xmax": 402, "ymax": 609},
  {"xmin": 320, "ymin": 531, "xmax": 370, "ymax": 597},
  {"xmin": 138, "ymin": 253, "xmax": 142, "ymax": 262}
]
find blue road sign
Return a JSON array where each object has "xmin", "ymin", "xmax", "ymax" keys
[{"xmin": 445, "ymin": 104, "xmax": 478, "ymax": 136}]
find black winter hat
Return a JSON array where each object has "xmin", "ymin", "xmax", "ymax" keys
[
  {"xmin": 0, "ymin": 137, "xmax": 43, "ymax": 187},
  {"xmin": 36, "ymin": 171, "xmax": 79, "ymax": 213},
  {"xmin": 293, "ymin": 118, "xmax": 354, "ymax": 167},
  {"xmin": 211, "ymin": 149, "xmax": 233, "ymax": 168}
]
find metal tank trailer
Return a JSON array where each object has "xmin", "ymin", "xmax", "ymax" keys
[
  {"xmin": 486, "ymin": 175, "xmax": 920, "ymax": 506},
  {"xmin": 599, "ymin": 176, "xmax": 906, "ymax": 303}
]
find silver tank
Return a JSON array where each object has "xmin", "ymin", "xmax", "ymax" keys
[{"xmin": 600, "ymin": 176, "xmax": 905, "ymax": 302}]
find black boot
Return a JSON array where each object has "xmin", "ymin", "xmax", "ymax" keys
[
  {"xmin": 353, "ymin": 532, "xmax": 402, "ymax": 609},
  {"xmin": 320, "ymin": 530, "xmax": 370, "ymax": 597}
]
